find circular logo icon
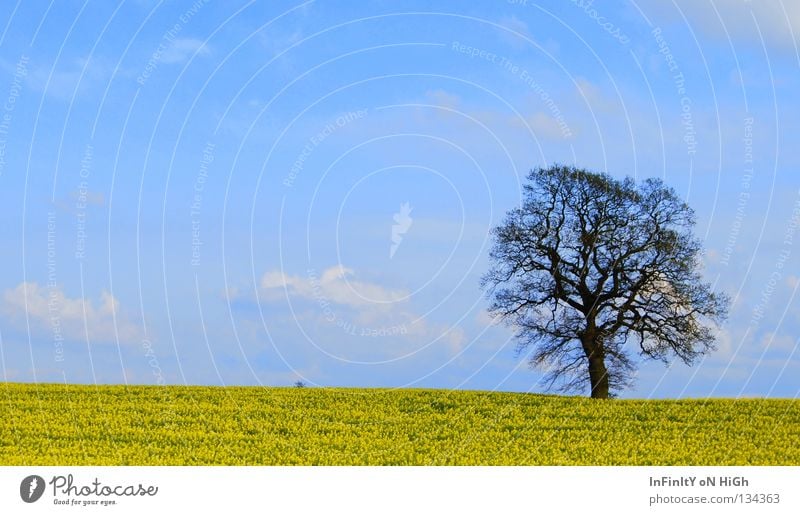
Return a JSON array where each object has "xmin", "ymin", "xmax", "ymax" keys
[{"xmin": 20, "ymin": 475, "xmax": 45, "ymax": 503}]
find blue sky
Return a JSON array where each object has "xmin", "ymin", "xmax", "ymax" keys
[{"xmin": 0, "ymin": 0, "xmax": 798, "ymax": 398}]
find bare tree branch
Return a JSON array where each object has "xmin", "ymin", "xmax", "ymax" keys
[{"xmin": 482, "ymin": 165, "xmax": 729, "ymax": 398}]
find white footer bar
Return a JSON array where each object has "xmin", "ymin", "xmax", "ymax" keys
[{"xmin": 2, "ymin": 466, "xmax": 797, "ymax": 514}]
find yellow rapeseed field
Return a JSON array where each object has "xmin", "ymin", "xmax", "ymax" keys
[{"xmin": 1, "ymin": 383, "xmax": 798, "ymax": 465}]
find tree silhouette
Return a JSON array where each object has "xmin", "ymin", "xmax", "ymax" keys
[{"xmin": 482, "ymin": 165, "xmax": 729, "ymax": 398}]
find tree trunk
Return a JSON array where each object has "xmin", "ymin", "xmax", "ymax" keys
[
  {"xmin": 588, "ymin": 353, "xmax": 609, "ymax": 399},
  {"xmin": 582, "ymin": 327, "xmax": 609, "ymax": 399}
]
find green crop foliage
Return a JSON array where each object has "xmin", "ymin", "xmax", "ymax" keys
[{"xmin": 1, "ymin": 383, "xmax": 798, "ymax": 465}]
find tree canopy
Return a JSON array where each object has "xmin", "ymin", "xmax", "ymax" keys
[{"xmin": 482, "ymin": 165, "xmax": 729, "ymax": 398}]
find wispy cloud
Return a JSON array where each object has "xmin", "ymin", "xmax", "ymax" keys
[
  {"xmin": 425, "ymin": 89, "xmax": 461, "ymax": 110},
  {"xmin": 418, "ymin": 88, "xmax": 576, "ymax": 140},
  {"xmin": 24, "ymin": 56, "xmax": 113, "ymax": 101},
  {"xmin": 758, "ymin": 331, "xmax": 798, "ymax": 353},
  {"xmin": 575, "ymin": 77, "xmax": 618, "ymax": 113},
  {"xmin": 512, "ymin": 111, "xmax": 575, "ymax": 140},
  {"xmin": 639, "ymin": 0, "xmax": 800, "ymax": 52},
  {"xmin": 160, "ymin": 38, "xmax": 211, "ymax": 64},
  {"xmin": 496, "ymin": 15, "xmax": 532, "ymax": 49},
  {"xmin": 261, "ymin": 265, "xmax": 407, "ymax": 307},
  {"xmin": 475, "ymin": 309, "xmax": 502, "ymax": 328},
  {"xmin": 258, "ymin": 26, "xmax": 304, "ymax": 58},
  {"xmin": 250, "ymin": 265, "xmax": 466, "ymax": 356},
  {"xmin": 2, "ymin": 282, "xmax": 142, "ymax": 344}
]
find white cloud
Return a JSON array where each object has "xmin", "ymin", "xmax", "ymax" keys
[
  {"xmin": 511, "ymin": 111, "xmax": 572, "ymax": 140},
  {"xmin": 160, "ymin": 38, "xmax": 211, "ymax": 64},
  {"xmin": 261, "ymin": 265, "xmax": 407, "ymax": 307},
  {"xmin": 425, "ymin": 89, "xmax": 461, "ymax": 110},
  {"xmin": 2, "ymin": 282, "xmax": 142, "ymax": 343},
  {"xmin": 257, "ymin": 265, "xmax": 467, "ymax": 356},
  {"xmin": 703, "ymin": 247, "xmax": 721, "ymax": 266},
  {"xmin": 25, "ymin": 56, "xmax": 114, "ymax": 101},
  {"xmin": 496, "ymin": 15, "xmax": 559, "ymax": 54},
  {"xmin": 258, "ymin": 27, "xmax": 304, "ymax": 58},
  {"xmin": 713, "ymin": 327, "xmax": 734, "ymax": 358},
  {"xmin": 475, "ymin": 309, "xmax": 502, "ymax": 327},
  {"xmin": 443, "ymin": 326, "xmax": 467, "ymax": 354},
  {"xmin": 499, "ymin": 15, "xmax": 530, "ymax": 36},
  {"xmin": 575, "ymin": 77, "xmax": 618, "ymax": 113},
  {"xmin": 413, "ymin": 89, "xmax": 576, "ymax": 141},
  {"xmin": 758, "ymin": 331, "xmax": 797, "ymax": 352},
  {"xmin": 497, "ymin": 15, "xmax": 532, "ymax": 49}
]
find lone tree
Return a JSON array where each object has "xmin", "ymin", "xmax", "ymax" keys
[{"xmin": 482, "ymin": 165, "xmax": 729, "ymax": 399}]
